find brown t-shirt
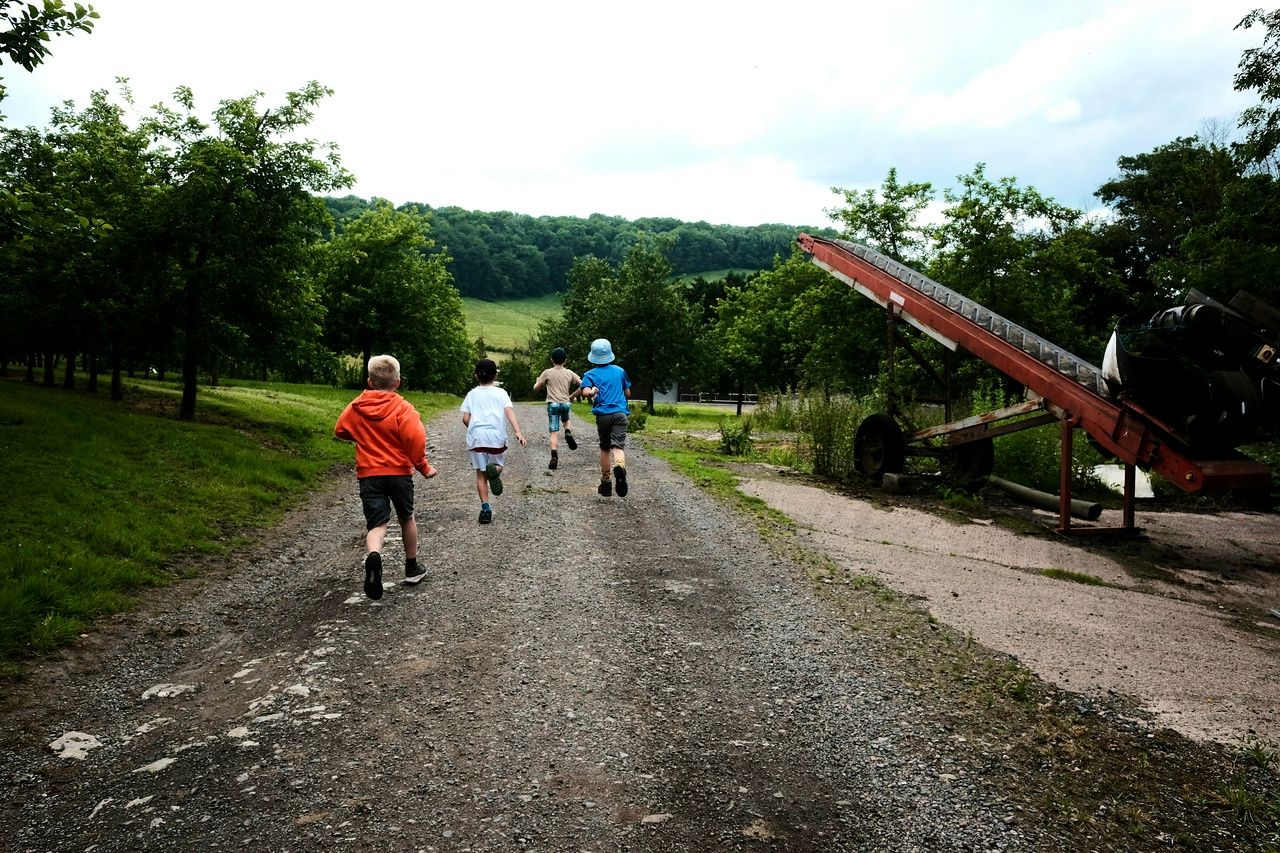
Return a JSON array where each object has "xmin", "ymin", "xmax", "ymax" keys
[{"xmin": 534, "ymin": 365, "xmax": 581, "ymax": 403}]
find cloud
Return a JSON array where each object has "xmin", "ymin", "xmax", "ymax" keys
[{"xmin": 1, "ymin": 0, "xmax": 1268, "ymax": 226}]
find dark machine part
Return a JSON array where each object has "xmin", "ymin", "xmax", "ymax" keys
[{"xmin": 1107, "ymin": 289, "xmax": 1280, "ymax": 452}]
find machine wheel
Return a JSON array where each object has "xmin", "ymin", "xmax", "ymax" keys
[
  {"xmin": 941, "ymin": 438, "xmax": 995, "ymax": 492},
  {"xmin": 854, "ymin": 413, "xmax": 906, "ymax": 483}
]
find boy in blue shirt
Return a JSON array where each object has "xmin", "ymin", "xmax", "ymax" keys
[{"xmin": 577, "ymin": 338, "xmax": 632, "ymax": 497}]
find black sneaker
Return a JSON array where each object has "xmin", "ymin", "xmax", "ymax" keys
[
  {"xmin": 565, "ymin": 430, "xmax": 577, "ymax": 450},
  {"xmin": 485, "ymin": 463, "xmax": 504, "ymax": 496},
  {"xmin": 614, "ymin": 465, "xmax": 628, "ymax": 497},
  {"xmin": 363, "ymin": 552, "xmax": 384, "ymax": 600},
  {"xmin": 403, "ymin": 560, "xmax": 427, "ymax": 585},
  {"xmin": 478, "ymin": 507, "xmax": 493, "ymax": 524},
  {"xmin": 549, "ymin": 451, "xmax": 558, "ymax": 470},
  {"xmin": 598, "ymin": 478, "xmax": 612, "ymax": 497}
]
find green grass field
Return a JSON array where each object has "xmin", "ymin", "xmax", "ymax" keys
[
  {"xmin": 0, "ymin": 375, "xmax": 455, "ymax": 671},
  {"xmin": 463, "ymin": 294, "xmax": 564, "ymax": 352}
]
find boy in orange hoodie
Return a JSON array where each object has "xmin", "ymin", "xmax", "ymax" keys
[{"xmin": 334, "ymin": 354, "xmax": 438, "ymax": 600}]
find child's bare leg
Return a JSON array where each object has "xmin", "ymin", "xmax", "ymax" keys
[
  {"xmin": 366, "ymin": 522, "xmax": 389, "ymax": 554},
  {"xmin": 475, "ymin": 469, "xmax": 490, "ymax": 502},
  {"xmin": 401, "ymin": 515, "xmax": 418, "ymax": 560},
  {"xmin": 613, "ymin": 449, "xmax": 626, "ymax": 468},
  {"xmin": 599, "ymin": 449, "xmax": 611, "ymax": 479},
  {"xmin": 549, "ymin": 429, "xmax": 560, "ymax": 451}
]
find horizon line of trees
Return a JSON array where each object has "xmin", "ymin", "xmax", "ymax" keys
[{"xmin": 325, "ymin": 196, "xmax": 828, "ymax": 301}]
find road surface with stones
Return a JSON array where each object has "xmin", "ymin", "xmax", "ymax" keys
[{"xmin": 0, "ymin": 403, "xmax": 1265, "ymax": 851}]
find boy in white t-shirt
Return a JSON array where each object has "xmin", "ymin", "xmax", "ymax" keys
[{"xmin": 460, "ymin": 358, "xmax": 526, "ymax": 524}]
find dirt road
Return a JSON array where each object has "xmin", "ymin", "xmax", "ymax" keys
[{"xmin": 0, "ymin": 404, "xmax": 1275, "ymax": 851}]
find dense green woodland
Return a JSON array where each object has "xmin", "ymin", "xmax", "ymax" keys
[
  {"xmin": 2, "ymin": 4, "xmax": 1280, "ymax": 431},
  {"xmin": 325, "ymin": 196, "xmax": 818, "ymax": 301}
]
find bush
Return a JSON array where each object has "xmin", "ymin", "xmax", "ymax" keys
[
  {"xmin": 803, "ymin": 394, "xmax": 871, "ymax": 481},
  {"xmin": 628, "ymin": 402, "xmax": 648, "ymax": 432},
  {"xmin": 719, "ymin": 415, "xmax": 754, "ymax": 455},
  {"xmin": 498, "ymin": 352, "xmax": 536, "ymax": 401}
]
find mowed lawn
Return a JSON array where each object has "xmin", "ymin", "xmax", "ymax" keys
[
  {"xmin": 462, "ymin": 294, "xmax": 563, "ymax": 352},
  {"xmin": 0, "ymin": 376, "xmax": 456, "ymax": 671}
]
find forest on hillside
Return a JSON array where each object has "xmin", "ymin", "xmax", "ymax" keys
[{"xmin": 323, "ymin": 196, "xmax": 829, "ymax": 300}]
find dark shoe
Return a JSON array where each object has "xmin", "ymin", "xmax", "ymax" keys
[
  {"xmin": 485, "ymin": 463, "xmax": 504, "ymax": 496},
  {"xmin": 403, "ymin": 560, "xmax": 427, "ymax": 585},
  {"xmin": 548, "ymin": 451, "xmax": 558, "ymax": 470},
  {"xmin": 614, "ymin": 465, "xmax": 628, "ymax": 497},
  {"xmin": 565, "ymin": 430, "xmax": 577, "ymax": 451},
  {"xmin": 597, "ymin": 478, "xmax": 612, "ymax": 497},
  {"xmin": 478, "ymin": 507, "xmax": 493, "ymax": 524},
  {"xmin": 363, "ymin": 552, "xmax": 383, "ymax": 600}
]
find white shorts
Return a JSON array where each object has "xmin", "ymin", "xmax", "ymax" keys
[{"xmin": 469, "ymin": 450, "xmax": 507, "ymax": 471}]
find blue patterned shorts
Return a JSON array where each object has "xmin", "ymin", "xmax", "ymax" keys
[{"xmin": 546, "ymin": 401, "xmax": 572, "ymax": 432}]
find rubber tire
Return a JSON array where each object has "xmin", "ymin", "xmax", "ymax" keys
[
  {"xmin": 941, "ymin": 438, "xmax": 995, "ymax": 492},
  {"xmin": 854, "ymin": 413, "xmax": 906, "ymax": 483}
]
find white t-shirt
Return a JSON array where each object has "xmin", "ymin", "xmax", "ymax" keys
[{"xmin": 460, "ymin": 384, "xmax": 514, "ymax": 450}]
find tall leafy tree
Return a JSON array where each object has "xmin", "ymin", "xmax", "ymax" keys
[
  {"xmin": 1094, "ymin": 137, "xmax": 1239, "ymax": 313},
  {"xmin": 829, "ymin": 167, "xmax": 936, "ymax": 265},
  {"xmin": 537, "ymin": 242, "xmax": 697, "ymax": 411},
  {"xmin": 1234, "ymin": 7, "xmax": 1280, "ymax": 172},
  {"xmin": 320, "ymin": 199, "xmax": 472, "ymax": 393},
  {"xmin": 143, "ymin": 82, "xmax": 352, "ymax": 419},
  {"xmin": 0, "ymin": 0, "xmax": 97, "ymax": 105}
]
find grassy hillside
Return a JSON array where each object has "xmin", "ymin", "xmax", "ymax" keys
[
  {"xmin": 673, "ymin": 268, "xmax": 760, "ymax": 283},
  {"xmin": 463, "ymin": 294, "xmax": 563, "ymax": 353},
  {"xmin": 0, "ymin": 376, "xmax": 456, "ymax": 671}
]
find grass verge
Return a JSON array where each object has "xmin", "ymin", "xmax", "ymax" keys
[{"xmin": 0, "ymin": 376, "xmax": 455, "ymax": 673}]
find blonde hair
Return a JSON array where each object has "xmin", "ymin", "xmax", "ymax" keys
[{"xmin": 367, "ymin": 354, "xmax": 401, "ymax": 390}]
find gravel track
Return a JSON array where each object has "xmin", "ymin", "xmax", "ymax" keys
[{"xmin": 0, "ymin": 403, "xmax": 1271, "ymax": 851}]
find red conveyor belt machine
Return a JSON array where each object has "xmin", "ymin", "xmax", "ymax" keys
[{"xmin": 796, "ymin": 233, "xmax": 1278, "ymax": 533}]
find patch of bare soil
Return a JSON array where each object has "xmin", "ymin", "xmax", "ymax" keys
[{"xmin": 740, "ymin": 472, "xmax": 1280, "ymax": 746}]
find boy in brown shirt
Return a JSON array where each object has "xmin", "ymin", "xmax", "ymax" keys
[{"xmin": 532, "ymin": 347, "xmax": 581, "ymax": 469}]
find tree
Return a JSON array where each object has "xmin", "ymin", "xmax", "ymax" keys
[
  {"xmin": 0, "ymin": 0, "xmax": 97, "ymax": 104},
  {"xmin": 1234, "ymin": 8, "xmax": 1280, "ymax": 172},
  {"xmin": 829, "ymin": 167, "xmax": 936, "ymax": 265},
  {"xmin": 144, "ymin": 81, "xmax": 352, "ymax": 419},
  {"xmin": 320, "ymin": 199, "xmax": 472, "ymax": 393},
  {"xmin": 536, "ymin": 242, "xmax": 697, "ymax": 411}
]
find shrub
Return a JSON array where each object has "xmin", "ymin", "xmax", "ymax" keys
[
  {"xmin": 628, "ymin": 402, "xmax": 648, "ymax": 432},
  {"xmin": 719, "ymin": 415, "xmax": 754, "ymax": 455}
]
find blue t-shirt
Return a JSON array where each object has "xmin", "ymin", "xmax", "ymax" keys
[{"xmin": 581, "ymin": 364, "xmax": 631, "ymax": 415}]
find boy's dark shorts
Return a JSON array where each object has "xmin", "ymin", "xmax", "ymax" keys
[
  {"xmin": 358, "ymin": 475, "xmax": 415, "ymax": 530},
  {"xmin": 595, "ymin": 411, "xmax": 629, "ymax": 450}
]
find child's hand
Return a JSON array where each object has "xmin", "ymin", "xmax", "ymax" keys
[
  {"xmin": 422, "ymin": 464, "xmax": 438, "ymax": 479},
  {"xmin": 515, "ymin": 431, "xmax": 526, "ymax": 447}
]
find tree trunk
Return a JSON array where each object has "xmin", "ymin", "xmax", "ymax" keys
[
  {"xmin": 87, "ymin": 350, "xmax": 99, "ymax": 393},
  {"xmin": 42, "ymin": 351, "xmax": 56, "ymax": 387},
  {"xmin": 25, "ymin": 352, "xmax": 35, "ymax": 383},
  {"xmin": 179, "ymin": 279, "xmax": 201, "ymax": 421},
  {"xmin": 62, "ymin": 352, "xmax": 76, "ymax": 390},
  {"xmin": 209, "ymin": 352, "xmax": 220, "ymax": 388},
  {"xmin": 110, "ymin": 346, "xmax": 124, "ymax": 401}
]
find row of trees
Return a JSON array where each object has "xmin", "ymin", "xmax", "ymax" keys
[
  {"xmin": 326, "ymin": 196, "xmax": 821, "ymax": 300},
  {"xmin": 0, "ymin": 79, "xmax": 476, "ymax": 414}
]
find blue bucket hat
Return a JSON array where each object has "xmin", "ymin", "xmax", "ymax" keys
[{"xmin": 587, "ymin": 338, "xmax": 615, "ymax": 365}]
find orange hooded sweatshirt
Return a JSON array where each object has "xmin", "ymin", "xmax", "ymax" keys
[{"xmin": 334, "ymin": 390, "xmax": 432, "ymax": 479}]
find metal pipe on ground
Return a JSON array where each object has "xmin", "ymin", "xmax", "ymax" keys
[{"xmin": 989, "ymin": 475, "xmax": 1102, "ymax": 521}]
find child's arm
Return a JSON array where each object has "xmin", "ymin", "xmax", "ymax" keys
[
  {"xmin": 505, "ymin": 406, "xmax": 526, "ymax": 447},
  {"xmin": 462, "ymin": 411, "xmax": 472, "ymax": 427}
]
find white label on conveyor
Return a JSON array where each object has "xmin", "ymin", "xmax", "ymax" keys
[{"xmin": 890, "ymin": 292, "xmax": 905, "ymax": 306}]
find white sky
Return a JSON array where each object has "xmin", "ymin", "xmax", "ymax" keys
[{"xmin": 1, "ymin": 0, "xmax": 1264, "ymax": 227}]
